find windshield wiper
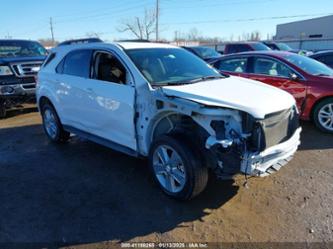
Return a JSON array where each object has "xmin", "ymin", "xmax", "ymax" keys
[
  {"xmin": 184, "ymin": 75, "xmax": 225, "ymax": 84},
  {"xmin": 151, "ymin": 75, "xmax": 225, "ymax": 87}
]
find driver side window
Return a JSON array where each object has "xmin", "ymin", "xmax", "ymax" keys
[
  {"xmin": 254, "ymin": 57, "xmax": 293, "ymax": 78},
  {"xmin": 93, "ymin": 51, "xmax": 128, "ymax": 84}
]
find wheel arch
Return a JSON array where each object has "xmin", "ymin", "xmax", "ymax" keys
[
  {"xmin": 38, "ymin": 96, "xmax": 53, "ymax": 110},
  {"xmin": 143, "ymin": 110, "xmax": 213, "ymax": 169},
  {"xmin": 147, "ymin": 111, "xmax": 209, "ymax": 146},
  {"xmin": 38, "ymin": 95, "xmax": 64, "ymax": 125}
]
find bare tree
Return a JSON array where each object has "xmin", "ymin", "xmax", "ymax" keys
[
  {"xmin": 250, "ymin": 30, "xmax": 261, "ymax": 41},
  {"xmin": 187, "ymin": 28, "xmax": 201, "ymax": 41},
  {"xmin": 118, "ymin": 9, "xmax": 156, "ymax": 40},
  {"xmin": 85, "ymin": 32, "xmax": 103, "ymax": 38}
]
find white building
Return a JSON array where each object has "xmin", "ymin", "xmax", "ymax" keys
[
  {"xmin": 276, "ymin": 15, "xmax": 333, "ymax": 40},
  {"xmin": 275, "ymin": 15, "xmax": 333, "ymax": 51}
]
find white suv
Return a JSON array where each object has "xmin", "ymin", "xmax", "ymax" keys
[{"xmin": 37, "ymin": 42, "xmax": 301, "ymax": 200}]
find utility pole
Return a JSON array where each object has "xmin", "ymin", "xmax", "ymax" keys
[
  {"xmin": 49, "ymin": 17, "xmax": 55, "ymax": 45},
  {"xmin": 155, "ymin": 0, "xmax": 159, "ymax": 41}
]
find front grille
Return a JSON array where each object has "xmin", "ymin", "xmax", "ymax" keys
[
  {"xmin": 21, "ymin": 77, "xmax": 36, "ymax": 84},
  {"xmin": 10, "ymin": 61, "xmax": 43, "ymax": 77},
  {"xmin": 261, "ymin": 107, "xmax": 299, "ymax": 149}
]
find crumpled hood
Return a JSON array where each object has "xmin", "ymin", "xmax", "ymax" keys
[{"xmin": 161, "ymin": 76, "xmax": 296, "ymax": 119}]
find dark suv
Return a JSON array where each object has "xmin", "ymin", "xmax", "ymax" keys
[
  {"xmin": 0, "ymin": 40, "xmax": 47, "ymax": 118},
  {"xmin": 223, "ymin": 42, "xmax": 271, "ymax": 54},
  {"xmin": 182, "ymin": 46, "xmax": 222, "ymax": 63}
]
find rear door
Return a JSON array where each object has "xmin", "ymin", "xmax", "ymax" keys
[
  {"xmin": 55, "ymin": 49, "xmax": 93, "ymax": 131},
  {"xmin": 248, "ymin": 56, "xmax": 307, "ymax": 110}
]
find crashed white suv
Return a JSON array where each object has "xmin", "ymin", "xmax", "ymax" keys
[{"xmin": 37, "ymin": 42, "xmax": 301, "ymax": 200}]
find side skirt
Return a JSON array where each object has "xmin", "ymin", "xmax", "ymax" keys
[{"xmin": 63, "ymin": 125, "xmax": 139, "ymax": 158}]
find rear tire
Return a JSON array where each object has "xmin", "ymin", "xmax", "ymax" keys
[
  {"xmin": 313, "ymin": 98, "xmax": 333, "ymax": 134},
  {"xmin": 149, "ymin": 135, "xmax": 208, "ymax": 200},
  {"xmin": 41, "ymin": 103, "xmax": 70, "ymax": 143}
]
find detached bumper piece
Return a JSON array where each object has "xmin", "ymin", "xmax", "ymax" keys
[{"xmin": 240, "ymin": 127, "xmax": 301, "ymax": 176}]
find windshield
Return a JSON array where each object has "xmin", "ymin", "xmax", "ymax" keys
[
  {"xmin": 277, "ymin": 43, "xmax": 292, "ymax": 51},
  {"xmin": 0, "ymin": 40, "xmax": 47, "ymax": 58},
  {"xmin": 283, "ymin": 53, "xmax": 333, "ymax": 76},
  {"xmin": 251, "ymin": 43, "xmax": 271, "ymax": 51},
  {"xmin": 190, "ymin": 46, "xmax": 221, "ymax": 59},
  {"xmin": 126, "ymin": 48, "xmax": 221, "ymax": 86}
]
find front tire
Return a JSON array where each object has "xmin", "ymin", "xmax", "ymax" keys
[
  {"xmin": 313, "ymin": 98, "xmax": 333, "ymax": 133},
  {"xmin": 0, "ymin": 98, "xmax": 6, "ymax": 118},
  {"xmin": 41, "ymin": 103, "xmax": 70, "ymax": 143},
  {"xmin": 149, "ymin": 135, "xmax": 208, "ymax": 200},
  {"xmin": 0, "ymin": 106, "xmax": 6, "ymax": 119}
]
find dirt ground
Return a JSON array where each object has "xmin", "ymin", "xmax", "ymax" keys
[{"xmin": 0, "ymin": 107, "xmax": 332, "ymax": 247}]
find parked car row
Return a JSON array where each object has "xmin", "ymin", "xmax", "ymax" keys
[
  {"xmin": 183, "ymin": 43, "xmax": 333, "ymax": 133},
  {"xmin": 184, "ymin": 41, "xmax": 314, "ymax": 60},
  {"xmin": 262, "ymin": 41, "xmax": 313, "ymax": 56}
]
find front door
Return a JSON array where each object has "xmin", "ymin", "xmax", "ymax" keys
[
  {"xmin": 249, "ymin": 56, "xmax": 307, "ymax": 111},
  {"xmin": 83, "ymin": 50, "xmax": 137, "ymax": 150}
]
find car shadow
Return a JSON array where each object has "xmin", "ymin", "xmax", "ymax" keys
[
  {"xmin": 0, "ymin": 124, "xmax": 239, "ymax": 246},
  {"xmin": 299, "ymin": 121, "xmax": 333, "ymax": 150},
  {"xmin": 1, "ymin": 106, "xmax": 38, "ymax": 119}
]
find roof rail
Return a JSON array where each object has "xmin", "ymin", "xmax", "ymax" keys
[
  {"xmin": 57, "ymin": 38, "xmax": 103, "ymax": 46},
  {"xmin": 117, "ymin": 39, "xmax": 151, "ymax": 43}
]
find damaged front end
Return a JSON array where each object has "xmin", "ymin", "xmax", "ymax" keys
[{"xmin": 202, "ymin": 106, "xmax": 301, "ymax": 177}]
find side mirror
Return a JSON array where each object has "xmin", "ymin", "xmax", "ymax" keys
[{"xmin": 290, "ymin": 73, "xmax": 299, "ymax": 81}]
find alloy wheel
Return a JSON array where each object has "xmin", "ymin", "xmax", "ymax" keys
[
  {"xmin": 43, "ymin": 109, "xmax": 58, "ymax": 139},
  {"xmin": 318, "ymin": 103, "xmax": 333, "ymax": 131},
  {"xmin": 152, "ymin": 145, "xmax": 186, "ymax": 193}
]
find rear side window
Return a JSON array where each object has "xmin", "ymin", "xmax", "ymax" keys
[
  {"xmin": 61, "ymin": 50, "xmax": 92, "ymax": 78},
  {"xmin": 217, "ymin": 58, "xmax": 248, "ymax": 73},
  {"xmin": 253, "ymin": 57, "xmax": 293, "ymax": 77}
]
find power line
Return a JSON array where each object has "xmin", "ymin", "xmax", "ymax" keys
[
  {"xmin": 160, "ymin": 13, "xmax": 333, "ymax": 26},
  {"xmin": 54, "ymin": 1, "xmax": 153, "ymax": 24},
  {"xmin": 161, "ymin": 0, "xmax": 274, "ymax": 9}
]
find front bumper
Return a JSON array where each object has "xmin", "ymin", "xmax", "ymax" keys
[
  {"xmin": 0, "ymin": 83, "xmax": 36, "ymax": 97},
  {"xmin": 240, "ymin": 127, "xmax": 302, "ymax": 176}
]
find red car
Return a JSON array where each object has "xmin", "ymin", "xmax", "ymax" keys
[{"xmin": 212, "ymin": 51, "xmax": 333, "ymax": 133}]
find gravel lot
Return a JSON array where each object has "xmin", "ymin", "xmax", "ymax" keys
[{"xmin": 0, "ymin": 107, "xmax": 332, "ymax": 247}]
